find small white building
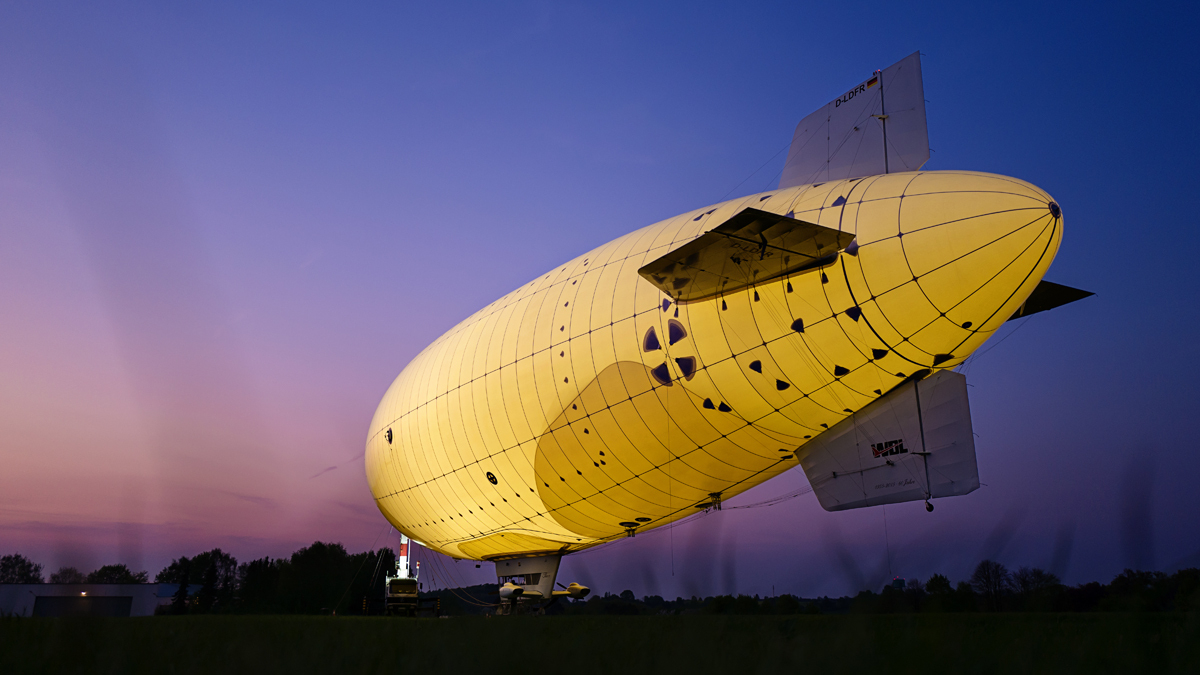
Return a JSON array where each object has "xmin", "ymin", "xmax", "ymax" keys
[{"xmin": 0, "ymin": 583, "xmax": 180, "ymax": 617}]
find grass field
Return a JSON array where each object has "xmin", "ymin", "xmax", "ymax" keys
[{"xmin": 2, "ymin": 613, "xmax": 1197, "ymax": 674}]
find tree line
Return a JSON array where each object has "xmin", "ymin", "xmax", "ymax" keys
[
  {"xmin": 552, "ymin": 561, "xmax": 1200, "ymax": 615},
  {"xmin": 3, "ymin": 548, "xmax": 1198, "ymax": 615},
  {"xmin": 399, "ymin": 559, "xmax": 1200, "ymax": 616},
  {"xmin": 0, "ymin": 543, "xmax": 395, "ymax": 615}
]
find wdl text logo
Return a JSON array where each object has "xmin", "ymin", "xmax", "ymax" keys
[{"xmin": 871, "ymin": 439, "xmax": 908, "ymax": 458}]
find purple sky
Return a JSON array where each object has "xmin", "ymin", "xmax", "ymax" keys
[{"xmin": 1, "ymin": 1, "xmax": 1197, "ymax": 598}]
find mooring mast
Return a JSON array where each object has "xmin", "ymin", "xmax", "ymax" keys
[{"xmin": 384, "ymin": 534, "xmax": 420, "ymax": 616}]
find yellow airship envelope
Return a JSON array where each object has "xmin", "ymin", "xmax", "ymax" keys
[{"xmin": 365, "ymin": 52, "xmax": 1090, "ymax": 586}]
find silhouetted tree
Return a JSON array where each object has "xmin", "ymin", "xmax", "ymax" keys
[
  {"xmin": 236, "ymin": 557, "xmax": 282, "ymax": 613},
  {"xmin": 1012, "ymin": 567, "xmax": 1059, "ymax": 594},
  {"xmin": 1171, "ymin": 568, "xmax": 1200, "ymax": 611},
  {"xmin": 1011, "ymin": 567, "xmax": 1061, "ymax": 610},
  {"xmin": 356, "ymin": 547, "xmax": 395, "ymax": 615},
  {"xmin": 774, "ymin": 594, "xmax": 801, "ymax": 614},
  {"xmin": 86, "ymin": 564, "xmax": 149, "ymax": 584},
  {"xmin": 848, "ymin": 589, "xmax": 881, "ymax": 614},
  {"xmin": 0, "ymin": 554, "xmax": 44, "ymax": 583},
  {"xmin": 920, "ymin": 573, "xmax": 952, "ymax": 612},
  {"xmin": 49, "ymin": 566, "xmax": 86, "ymax": 584},
  {"xmin": 173, "ymin": 571, "xmax": 191, "ymax": 613},
  {"xmin": 953, "ymin": 581, "xmax": 979, "ymax": 612},
  {"xmin": 190, "ymin": 549, "xmax": 238, "ymax": 610},
  {"xmin": 1058, "ymin": 581, "xmax": 1106, "ymax": 612},
  {"xmin": 970, "ymin": 560, "xmax": 1011, "ymax": 611},
  {"xmin": 588, "ymin": 590, "xmax": 642, "ymax": 615},
  {"xmin": 878, "ymin": 584, "xmax": 910, "ymax": 613},
  {"xmin": 156, "ymin": 555, "xmax": 193, "ymax": 613},
  {"xmin": 276, "ymin": 542, "xmax": 359, "ymax": 614},
  {"xmin": 157, "ymin": 549, "xmax": 239, "ymax": 612},
  {"xmin": 1106, "ymin": 569, "xmax": 1169, "ymax": 611},
  {"xmin": 197, "ymin": 560, "xmax": 219, "ymax": 612},
  {"xmin": 925, "ymin": 573, "xmax": 952, "ymax": 595},
  {"xmin": 155, "ymin": 557, "xmax": 191, "ymax": 584}
]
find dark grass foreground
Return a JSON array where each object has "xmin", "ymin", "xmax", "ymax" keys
[{"xmin": 2, "ymin": 613, "xmax": 1198, "ymax": 675}]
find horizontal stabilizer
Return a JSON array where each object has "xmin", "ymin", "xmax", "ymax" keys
[
  {"xmin": 638, "ymin": 208, "xmax": 854, "ymax": 303},
  {"xmin": 798, "ymin": 370, "xmax": 979, "ymax": 511},
  {"xmin": 780, "ymin": 51, "xmax": 929, "ymax": 188},
  {"xmin": 1009, "ymin": 280, "xmax": 1094, "ymax": 320}
]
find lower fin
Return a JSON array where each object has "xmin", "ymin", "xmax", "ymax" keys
[{"xmin": 798, "ymin": 370, "xmax": 979, "ymax": 511}]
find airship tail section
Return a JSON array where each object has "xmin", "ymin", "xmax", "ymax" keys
[
  {"xmin": 798, "ymin": 370, "xmax": 979, "ymax": 511},
  {"xmin": 780, "ymin": 51, "xmax": 929, "ymax": 188}
]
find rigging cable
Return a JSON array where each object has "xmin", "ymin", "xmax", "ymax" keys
[
  {"xmin": 569, "ymin": 473, "xmax": 812, "ymax": 559},
  {"xmin": 367, "ymin": 526, "xmax": 395, "ymax": 598},
  {"xmin": 957, "ymin": 314, "xmax": 1038, "ymax": 378},
  {"xmin": 724, "ymin": 483, "xmax": 814, "ymax": 509},
  {"xmin": 425, "ymin": 554, "xmax": 496, "ymax": 607},
  {"xmin": 333, "ymin": 522, "xmax": 392, "ymax": 615},
  {"xmin": 720, "ymin": 140, "xmax": 793, "ymax": 202}
]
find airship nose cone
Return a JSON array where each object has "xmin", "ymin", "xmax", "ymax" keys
[{"xmin": 845, "ymin": 171, "xmax": 1063, "ymax": 369}]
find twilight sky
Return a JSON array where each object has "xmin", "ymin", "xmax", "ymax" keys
[{"xmin": 1, "ymin": 0, "xmax": 1197, "ymax": 598}]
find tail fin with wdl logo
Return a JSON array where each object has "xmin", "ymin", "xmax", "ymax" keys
[{"xmin": 798, "ymin": 370, "xmax": 979, "ymax": 511}]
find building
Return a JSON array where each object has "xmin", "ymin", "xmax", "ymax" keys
[{"xmin": 0, "ymin": 583, "xmax": 180, "ymax": 617}]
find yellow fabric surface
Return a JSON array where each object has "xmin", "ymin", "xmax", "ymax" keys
[{"xmin": 365, "ymin": 171, "xmax": 1062, "ymax": 559}]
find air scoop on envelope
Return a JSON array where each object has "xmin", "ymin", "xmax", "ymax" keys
[{"xmin": 638, "ymin": 207, "xmax": 855, "ymax": 303}]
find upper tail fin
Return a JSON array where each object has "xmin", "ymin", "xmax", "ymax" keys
[{"xmin": 780, "ymin": 51, "xmax": 930, "ymax": 188}]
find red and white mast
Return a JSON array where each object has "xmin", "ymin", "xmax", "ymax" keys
[{"xmin": 396, "ymin": 534, "xmax": 419, "ymax": 580}]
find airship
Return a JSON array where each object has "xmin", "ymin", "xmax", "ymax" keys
[{"xmin": 365, "ymin": 52, "xmax": 1090, "ymax": 604}]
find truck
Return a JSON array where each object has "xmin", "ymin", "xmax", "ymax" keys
[{"xmin": 384, "ymin": 534, "xmax": 420, "ymax": 617}]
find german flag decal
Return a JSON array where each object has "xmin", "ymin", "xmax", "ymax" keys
[{"xmin": 866, "ymin": 76, "xmax": 879, "ymax": 88}]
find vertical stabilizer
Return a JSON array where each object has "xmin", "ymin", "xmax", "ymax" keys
[
  {"xmin": 798, "ymin": 370, "xmax": 978, "ymax": 511},
  {"xmin": 779, "ymin": 51, "xmax": 929, "ymax": 188}
]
